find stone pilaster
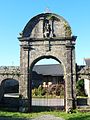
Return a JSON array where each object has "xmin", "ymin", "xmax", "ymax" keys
[
  {"xmin": 65, "ymin": 43, "xmax": 73, "ymax": 112},
  {"xmin": 19, "ymin": 40, "xmax": 31, "ymax": 112}
]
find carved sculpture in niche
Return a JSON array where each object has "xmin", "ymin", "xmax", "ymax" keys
[{"xmin": 43, "ymin": 19, "xmax": 55, "ymax": 38}]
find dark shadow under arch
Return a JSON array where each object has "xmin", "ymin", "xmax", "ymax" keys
[
  {"xmin": 1, "ymin": 78, "xmax": 19, "ymax": 94},
  {"xmin": 0, "ymin": 79, "xmax": 19, "ymax": 111}
]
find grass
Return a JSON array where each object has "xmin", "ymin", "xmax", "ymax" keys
[{"xmin": 0, "ymin": 110, "xmax": 90, "ymax": 120}]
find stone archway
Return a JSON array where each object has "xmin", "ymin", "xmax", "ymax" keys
[
  {"xmin": 18, "ymin": 13, "xmax": 77, "ymax": 112},
  {"xmin": 29, "ymin": 55, "xmax": 65, "ymax": 110}
]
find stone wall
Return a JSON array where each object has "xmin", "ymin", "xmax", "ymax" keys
[
  {"xmin": 0, "ymin": 66, "xmax": 20, "ymax": 84},
  {"xmin": 0, "ymin": 66, "xmax": 20, "ymax": 102},
  {"xmin": 0, "ymin": 66, "xmax": 21, "ymax": 84}
]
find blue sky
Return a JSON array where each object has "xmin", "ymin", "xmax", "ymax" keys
[{"xmin": 0, "ymin": 0, "xmax": 90, "ymax": 66}]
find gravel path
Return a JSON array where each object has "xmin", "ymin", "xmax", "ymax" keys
[
  {"xmin": 0, "ymin": 115, "xmax": 64, "ymax": 120},
  {"xmin": 32, "ymin": 115, "xmax": 64, "ymax": 120}
]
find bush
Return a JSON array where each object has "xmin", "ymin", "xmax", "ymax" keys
[
  {"xmin": 76, "ymin": 79, "xmax": 86, "ymax": 96},
  {"xmin": 32, "ymin": 84, "xmax": 64, "ymax": 98},
  {"xmin": 32, "ymin": 85, "xmax": 46, "ymax": 97},
  {"xmin": 48, "ymin": 84, "xmax": 64, "ymax": 97}
]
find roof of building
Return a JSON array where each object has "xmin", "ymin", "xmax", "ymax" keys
[
  {"xmin": 33, "ymin": 64, "xmax": 64, "ymax": 76},
  {"xmin": 84, "ymin": 58, "xmax": 90, "ymax": 66},
  {"xmin": 0, "ymin": 64, "xmax": 64, "ymax": 76}
]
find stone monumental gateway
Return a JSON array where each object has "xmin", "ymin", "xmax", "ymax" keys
[{"xmin": 18, "ymin": 13, "xmax": 77, "ymax": 112}]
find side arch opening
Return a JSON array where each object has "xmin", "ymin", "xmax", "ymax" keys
[{"xmin": 0, "ymin": 78, "xmax": 19, "ymax": 109}]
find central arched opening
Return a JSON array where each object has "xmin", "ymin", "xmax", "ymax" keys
[{"xmin": 29, "ymin": 56, "xmax": 65, "ymax": 111}]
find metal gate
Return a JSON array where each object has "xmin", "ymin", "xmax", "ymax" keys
[{"xmin": 32, "ymin": 71, "xmax": 65, "ymax": 110}]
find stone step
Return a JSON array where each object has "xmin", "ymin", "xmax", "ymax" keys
[{"xmin": 77, "ymin": 105, "xmax": 90, "ymax": 112}]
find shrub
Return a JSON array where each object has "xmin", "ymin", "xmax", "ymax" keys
[
  {"xmin": 32, "ymin": 84, "xmax": 64, "ymax": 98},
  {"xmin": 76, "ymin": 79, "xmax": 86, "ymax": 96}
]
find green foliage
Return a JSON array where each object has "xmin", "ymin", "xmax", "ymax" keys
[
  {"xmin": 32, "ymin": 85, "xmax": 46, "ymax": 97},
  {"xmin": 76, "ymin": 79, "xmax": 86, "ymax": 96},
  {"xmin": 0, "ymin": 110, "xmax": 90, "ymax": 120},
  {"xmin": 32, "ymin": 84, "xmax": 64, "ymax": 98},
  {"xmin": 64, "ymin": 22, "xmax": 72, "ymax": 36}
]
